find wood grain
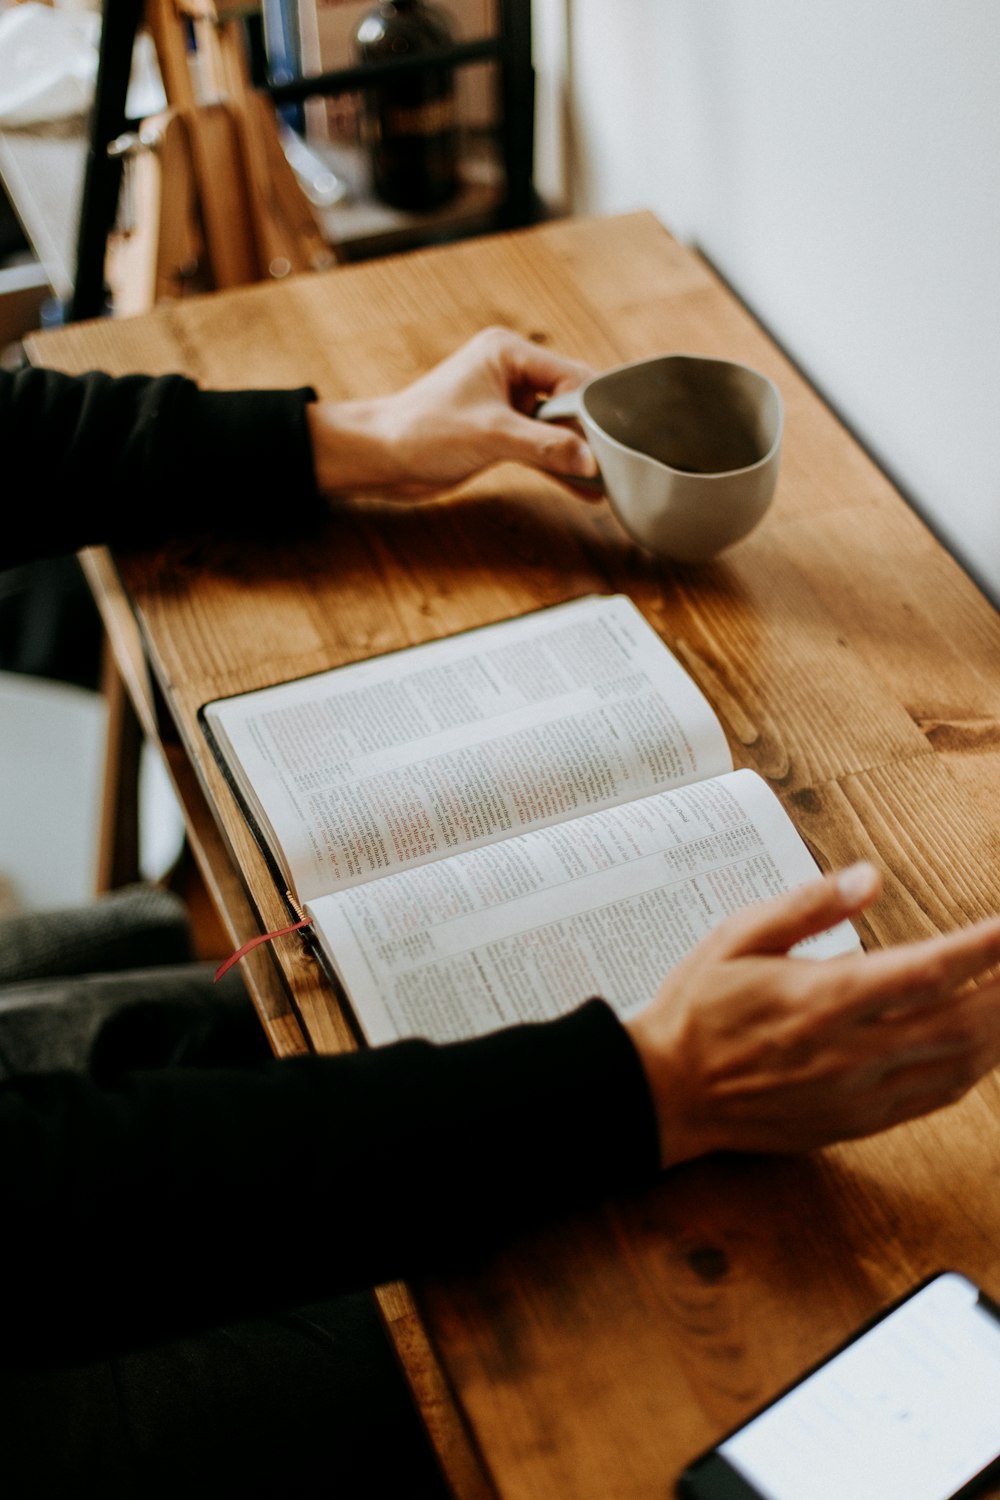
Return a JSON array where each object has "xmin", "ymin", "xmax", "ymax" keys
[{"xmin": 27, "ymin": 210, "xmax": 1000, "ymax": 1498}]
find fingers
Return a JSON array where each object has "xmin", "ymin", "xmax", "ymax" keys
[
  {"xmin": 718, "ymin": 862, "xmax": 883, "ymax": 960},
  {"xmin": 492, "ymin": 406, "xmax": 600, "ymax": 482},
  {"xmin": 633, "ymin": 852, "xmax": 1000, "ymax": 1165},
  {"xmin": 902, "ymin": 978, "xmax": 1000, "ymax": 1077},
  {"xmin": 842, "ymin": 911, "xmax": 1000, "ymax": 1014},
  {"xmin": 493, "ymin": 329, "xmax": 595, "ymax": 400},
  {"xmin": 379, "ymin": 329, "xmax": 599, "ymax": 488},
  {"xmin": 488, "ymin": 331, "xmax": 600, "ymax": 480},
  {"xmin": 721, "ymin": 861, "xmax": 1000, "ymax": 1018},
  {"xmin": 863, "ymin": 981, "xmax": 1000, "ymax": 1128}
]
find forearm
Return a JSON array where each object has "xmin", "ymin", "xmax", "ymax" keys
[
  {"xmin": 0, "ymin": 1000, "xmax": 659, "ymax": 1367},
  {"xmin": 2, "ymin": 329, "xmax": 598, "ymax": 575},
  {"xmin": 1, "ymin": 368, "xmax": 323, "ymax": 569},
  {"xmin": 306, "ymin": 396, "xmax": 419, "ymax": 494}
]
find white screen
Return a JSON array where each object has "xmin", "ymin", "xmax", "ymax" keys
[{"xmin": 721, "ymin": 1274, "xmax": 1000, "ymax": 1500}]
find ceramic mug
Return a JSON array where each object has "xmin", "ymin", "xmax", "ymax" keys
[{"xmin": 536, "ymin": 353, "xmax": 784, "ymax": 563}]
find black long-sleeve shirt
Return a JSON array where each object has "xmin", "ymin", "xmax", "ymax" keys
[{"xmin": 0, "ymin": 366, "xmax": 661, "ymax": 1367}]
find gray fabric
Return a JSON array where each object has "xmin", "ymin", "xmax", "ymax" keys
[
  {"xmin": 0, "ymin": 882, "xmax": 267, "ymax": 1077},
  {"xmin": 0, "ymin": 963, "xmax": 261, "ymax": 1078},
  {"xmin": 0, "ymin": 884, "xmax": 193, "ymax": 984}
]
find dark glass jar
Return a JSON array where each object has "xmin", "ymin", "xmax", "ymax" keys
[{"xmin": 354, "ymin": 0, "xmax": 460, "ymax": 212}]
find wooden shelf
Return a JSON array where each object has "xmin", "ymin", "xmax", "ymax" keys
[
  {"xmin": 0, "ymin": 1, "xmax": 532, "ymax": 318},
  {"xmin": 306, "ymin": 131, "xmax": 505, "ymax": 261}
]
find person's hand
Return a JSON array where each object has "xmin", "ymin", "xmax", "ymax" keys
[
  {"xmin": 625, "ymin": 863, "xmax": 1000, "ymax": 1168},
  {"xmin": 306, "ymin": 326, "xmax": 599, "ymax": 498}
]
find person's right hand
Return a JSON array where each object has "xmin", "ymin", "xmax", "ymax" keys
[
  {"xmin": 625, "ymin": 863, "xmax": 1000, "ymax": 1168},
  {"xmin": 306, "ymin": 326, "xmax": 598, "ymax": 498}
]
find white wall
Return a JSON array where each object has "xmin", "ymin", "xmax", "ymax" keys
[{"xmin": 541, "ymin": 0, "xmax": 1000, "ymax": 602}]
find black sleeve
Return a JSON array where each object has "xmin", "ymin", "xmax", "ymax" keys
[
  {"xmin": 0, "ymin": 999, "xmax": 660, "ymax": 1369},
  {"xmin": 1, "ymin": 367, "xmax": 325, "ymax": 568},
  {"xmin": 0, "ymin": 365, "xmax": 663, "ymax": 1367}
]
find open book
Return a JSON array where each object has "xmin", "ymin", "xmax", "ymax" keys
[{"xmin": 201, "ymin": 594, "xmax": 861, "ymax": 1045}]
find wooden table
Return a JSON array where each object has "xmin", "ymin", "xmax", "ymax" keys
[{"xmin": 25, "ymin": 210, "xmax": 1000, "ymax": 1499}]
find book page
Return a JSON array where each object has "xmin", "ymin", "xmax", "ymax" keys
[
  {"xmin": 306, "ymin": 768, "xmax": 862, "ymax": 1045},
  {"xmin": 203, "ymin": 595, "xmax": 732, "ymax": 903}
]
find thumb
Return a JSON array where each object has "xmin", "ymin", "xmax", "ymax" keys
[{"xmin": 720, "ymin": 862, "xmax": 882, "ymax": 958}]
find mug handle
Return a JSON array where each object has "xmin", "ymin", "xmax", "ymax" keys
[
  {"xmin": 533, "ymin": 388, "xmax": 605, "ymax": 493},
  {"xmin": 534, "ymin": 389, "xmax": 583, "ymax": 422}
]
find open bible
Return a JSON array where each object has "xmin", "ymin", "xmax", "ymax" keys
[{"xmin": 201, "ymin": 594, "xmax": 861, "ymax": 1045}]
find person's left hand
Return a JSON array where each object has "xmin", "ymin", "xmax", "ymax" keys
[
  {"xmin": 625, "ymin": 863, "xmax": 1000, "ymax": 1168},
  {"xmin": 306, "ymin": 326, "xmax": 599, "ymax": 498}
]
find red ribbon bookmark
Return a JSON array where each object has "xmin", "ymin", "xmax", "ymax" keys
[{"xmin": 214, "ymin": 916, "xmax": 313, "ymax": 982}]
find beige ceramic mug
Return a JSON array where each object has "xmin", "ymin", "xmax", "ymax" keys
[{"xmin": 536, "ymin": 353, "xmax": 784, "ymax": 563}]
